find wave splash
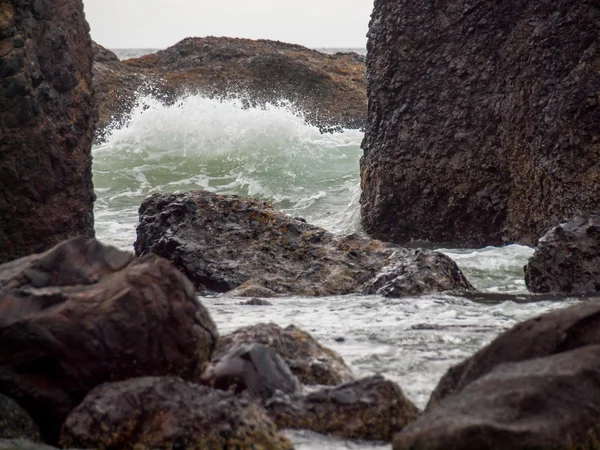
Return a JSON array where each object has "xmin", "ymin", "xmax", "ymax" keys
[{"xmin": 93, "ymin": 94, "xmax": 364, "ymax": 250}]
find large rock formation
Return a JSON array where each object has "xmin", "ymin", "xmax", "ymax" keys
[
  {"xmin": 0, "ymin": 0, "xmax": 96, "ymax": 263},
  {"xmin": 394, "ymin": 345, "xmax": 600, "ymax": 450},
  {"xmin": 525, "ymin": 214, "xmax": 600, "ymax": 294},
  {"xmin": 134, "ymin": 190, "xmax": 473, "ymax": 297},
  {"xmin": 92, "ymin": 37, "xmax": 366, "ymax": 137},
  {"xmin": 60, "ymin": 377, "xmax": 293, "ymax": 450},
  {"xmin": 0, "ymin": 237, "xmax": 217, "ymax": 443},
  {"xmin": 361, "ymin": 0, "xmax": 600, "ymax": 247}
]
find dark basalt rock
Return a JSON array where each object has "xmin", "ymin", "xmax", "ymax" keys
[
  {"xmin": 525, "ymin": 214, "xmax": 600, "ymax": 294},
  {"xmin": 0, "ymin": 0, "xmax": 97, "ymax": 263},
  {"xmin": 0, "ymin": 394, "xmax": 40, "ymax": 441},
  {"xmin": 428, "ymin": 300, "xmax": 600, "ymax": 409},
  {"xmin": 0, "ymin": 237, "xmax": 217, "ymax": 444},
  {"xmin": 361, "ymin": 0, "xmax": 600, "ymax": 247},
  {"xmin": 394, "ymin": 345, "xmax": 600, "ymax": 450},
  {"xmin": 266, "ymin": 375, "xmax": 419, "ymax": 442},
  {"xmin": 134, "ymin": 190, "xmax": 473, "ymax": 297},
  {"xmin": 92, "ymin": 37, "xmax": 366, "ymax": 137},
  {"xmin": 215, "ymin": 323, "xmax": 354, "ymax": 386},
  {"xmin": 200, "ymin": 343, "xmax": 301, "ymax": 401},
  {"xmin": 60, "ymin": 376, "xmax": 293, "ymax": 450}
]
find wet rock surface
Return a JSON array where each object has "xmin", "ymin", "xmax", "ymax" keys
[
  {"xmin": 525, "ymin": 214, "xmax": 600, "ymax": 294},
  {"xmin": 134, "ymin": 190, "xmax": 473, "ymax": 297},
  {"xmin": 267, "ymin": 375, "xmax": 419, "ymax": 441},
  {"xmin": 215, "ymin": 323, "xmax": 354, "ymax": 386},
  {"xmin": 93, "ymin": 37, "xmax": 366, "ymax": 136},
  {"xmin": 395, "ymin": 345, "xmax": 600, "ymax": 450},
  {"xmin": 0, "ymin": 0, "xmax": 97, "ymax": 263},
  {"xmin": 361, "ymin": 0, "xmax": 600, "ymax": 247},
  {"xmin": 60, "ymin": 376, "xmax": 293, "ymax": 450},
  {"xmin": 0, "ymin": 395, "xmax": 39, "ymax": 441},
  {"xmin": 428, "ymin": 300, "xmax": 600, "ymax": 409},
  {"xmin": 200, "ymin": 343, "xmax": 301, "ymax": 401},
  {"xmin": 0, "ymin": 237, "xmax": 217, "ymax": 443}
]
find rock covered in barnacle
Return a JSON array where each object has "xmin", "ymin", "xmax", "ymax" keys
[{"xmin": 134, "ymin": 190, "xmax": 473, "ymax": 297}]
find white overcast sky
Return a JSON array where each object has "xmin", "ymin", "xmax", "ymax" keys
[{"xmin": 83, "ymin": 0, "xmax": 374, "ymax": 50}]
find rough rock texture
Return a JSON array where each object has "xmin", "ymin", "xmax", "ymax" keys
[
  {"xmin": 267, "ymin": 375, "xmax": 419, "ymax": 441},
  {"xmin": 361, "ymin": 0, "xmax": 600, "ymax": 247},
  {"xmin": 428, "ymin": 300, "xmax": 600, "ymax": 409},
  {"xmin": 0, "ymin": 237, "xmax": 217, "ymax": 443},
  {"xmin": 0, "ymin": 394, "xmax": 39, "ymax": 441},
  {"xmin": 525, "ymin": 214, "xmax": 600, "ymax": 294},
  {"xmin": 93, "ymin": 37, "xmax": 366, "ymax": 137},
  {"xmin": 60, "ymin": 376, "xmax": 293, "ymax": 450},
  {"xmin": 134, "ymin": 190, "xmax": 473, "ymax": 297},
  {"xmin": 395, "ymin": 345, "xmax": 600, "ymax": 450},
  {"xmin": 0, "ymin": 441, "xmax": 57, "ymax": 450},
  {"xmin": 0, "ymin": 0, "xmax": 97, "ymax": 263},
  {"xmin": 200, "ymin": 343, "xmax": 301, "ymax": 401},
  {"xmin": 215, "ymin": 323, "xmax": 354, "ymax": 386}
]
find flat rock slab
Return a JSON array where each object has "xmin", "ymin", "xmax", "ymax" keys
[
  {"xmin": 216, "ymin": 323, "xmax": 354, "ymax": 386},
  {"xmin": 266, "ymin": 375, "xmax": 419, "ymax": 442},
  {"xmin": 60, "ymin": 376, "xmax": 293, "ymax": 450},
  {"xmin": 134, "ymin": 190, "xmax": 473, "ymax": 297},
  {"xmin": 0, "ymin": 237, "xmax": 217, "ymax": 443},
  {"xmin": 395, "ymin": 345, "xmax": 600, "ymax": 449},
  {"xmin": 525, "ymin": 214, "xmax": 600, "ymax": 294}
]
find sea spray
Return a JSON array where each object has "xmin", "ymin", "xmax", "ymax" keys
[{"xmin": 93, "ymin": 94, "xmax": 363, "ymax": 250}]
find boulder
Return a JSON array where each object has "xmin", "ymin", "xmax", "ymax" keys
[
  {"xmin": 428, "ymin": 300, "xmax": 600, "ymax": 409},
  {"xmin": 93, "ymin": 37, "xmax": 366, "ymax": 137},
  {"xmin": 215, "ymin": 323, "xmax": 354, "ymax": 386},
  {"xmin": 200, "ymin": 343, "xmax": 301, "ymax": 401},
  {"xmin": 394, "ymin": 345, "xmax": 600, "ymax": 449},
  {"xmin": 60, "ymin": 376, "xmax": 293, "ymax": 450},
  {"xmin": 360, "ymin": 0, "xmax": 600, "ymax": 247},
  {"xmin": 266, "ymin": 375, "xmax": 419, "ymax": 441},
  {"xmin": 134, "ymin": 190, "xmax": 473, "ymax": 297},
  {"xmin": 0, "ymin": 0, "xmax": 97, "ymax": 263},
  {"xmin": 0, "ymin": 394, "xmax": 40, "ymax": 441},
  {"xmin": 0, "ymin": 237, "xmax": 217, "ymax": 443},
  {"xmin": 0, "ymin": 441, "xmax": 58, "ymax": 450},
  {"xmin": 525, "ymin": 214, "xmax": 600, "ymax": 294}
]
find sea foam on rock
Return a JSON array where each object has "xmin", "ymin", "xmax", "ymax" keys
[
  {"xmin": 0, "ymin": 0, "xmax": 97, "ymax": 263},
  {"xmin": 525, "ymin": 213, "xmax": 600, "ymax": 294},
  {"xmin": 0, "ymin": 237, "xmax": 217, "ymax": 444},
  {"xmin": 134, "ymin": 190, "xmax": 474, "ymax": 297},
  {"xmin": 360, "ymin": 0, "xmax": 600, "ymax": 247}
]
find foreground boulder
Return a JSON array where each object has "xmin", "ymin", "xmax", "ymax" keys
[
  {"xmin": 525, "ymin": 214, "xmax": 600, "ymax": 294},
  {"xmin": 215, "ymin": 323, "xmax": 354, "ymax": 386},
  {"xmin": 61, "ymin": 376, "xmax": 292, "ymax": 450},
  {"xmin": 395, "ymin": 345, "xmax": 600, "ymax": 449},
  {"xmin": 0, "ymin": 0, "xmax": 97, "ymax": 263},
  {"xmin": 0, "ymin": 395, "xmax": 40, "ymax": 441},
  {"xmin": 428, "ymin": 300, "xmax": 600, "ymax": 408},
  {"xmin": 134, "ymin": 191, "xmax": 473, "ymax": 297},
  {"xmin": 267, "ymin": 375, "xmax": 419, "ymax": 441},
  {"xmin": 93, "ymin": 37, "xmax": 366, "ymax": 137},
  {"xmin": 361, "ymin": 0, "xmax": 600, "ymax": 247},
  {"xmin": 0, "ymin": 237, "xmax": 217, "ymax": 443}
]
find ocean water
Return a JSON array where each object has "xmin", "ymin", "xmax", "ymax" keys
[{"xmin": 93, "ymin": 49, "xmax": 577, "ymax": 450}]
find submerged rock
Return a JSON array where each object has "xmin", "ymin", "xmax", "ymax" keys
[
  {"xmin": 0, "ymin": 394, "xmax": 40, "ymax": 441},
  {"xmin": 394, "ymin": 345, "xmax": 600, "ymax": 450},
  {"xmin": 60, "ymin": 376, "xmax": 292, "ymax": 450},
  {"xmin": 134, "ymin": 190, "xmax": 473, "ymax": 297},
  {"xmin": 215, "ymin": 323, "xmax": 354, "ymax": 386},
  {"xmin": 360, "ymin": 0, "xmax": 600, "ymax": 247},
  {"xmin": 525, "ymin": 214, "xmax": 600, "ymax": 294},
  {"xmin": 93, "ymin": 37, "xmax": 366, "ymax": 136},
  {"xmin": 428, "ymin": 300, "xmax": 600, "ymax": 409},
  {"xmin": 267, "ymin": 375, "xmax": 419, "ymax": 441},
  {"xmin": 200, "ymin": 343, "xmax": 301, "ymax": 401},
  {"xmin": 0, "ymin": 0, "xmax": 97, "ymax": 263},
  {"xmin": 0, "ymin": 237, "xmax": 217, "ymax": 443}
]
